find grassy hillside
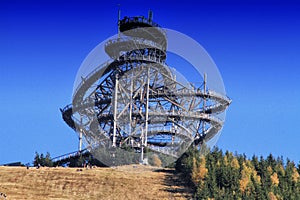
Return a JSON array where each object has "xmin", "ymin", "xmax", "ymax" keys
[{"xmin": 0, "ymin": 165, "xmax": 192, "ymax": 200}]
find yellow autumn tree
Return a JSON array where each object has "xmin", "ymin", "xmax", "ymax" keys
[
  {"xmin": 231, "ymin": 157, "xmax": 240, "ymax": 170},
  {"xmin": 252, "ymin": 169, "xmax": 261, "ymax": 184},
  {"xmin": 239, "ymin": 177, "xmax": 249, "ymax": 193},
  {"xmin": 292, "ymin": 167, "xmax": 300, "ymax": 183},
  {"xmin": 239, "ymin": 161, "xmax": 261, "ymax": 193},
  {"xmin": 151, "ymin": 154, "xmax": 162, "ymax": 167},
  {"xmin": 192, "ymin": 156, "xmax": 208, "ymax": 186},
  {"xmin": 239, "ymin": 162, "xmax": 253, "ymax": 192},
  {"xmin": 268, "ymin": 191, "xmax": 278, "ymax": 200},
  {"xmin": 267, "ymin": 166, "xmax": 273, "ymax": 175},
  {"xmin": 270, "ymin": 172, "xmax": 279, "ymax": 186}
]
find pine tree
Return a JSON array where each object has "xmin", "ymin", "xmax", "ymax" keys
[
  {"xmin": 44, "ymin": 152, "xmax": 53, "ymax": 167},
  {"xmin": 40, "ymin": 153, "xmax": 45, "ymax": 166},
  {"xmin": 266, "ymin": 154, "xmax": 276, "ymax": 170},
  {"xmin": 196, "ymin": 179, "xmax": 210, "ymax": 199},
  {"xmin": 251, "ymin": 173, "xmax": 264, "ymax": 200},
  {"xmin": 33, "ymin": 152, "xmax": 40, "ymax": 166}
]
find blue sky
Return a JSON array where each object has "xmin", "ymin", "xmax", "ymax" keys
[{"xmin": 0, "ymin": 0, "xmax": 299, "ymax": 164}]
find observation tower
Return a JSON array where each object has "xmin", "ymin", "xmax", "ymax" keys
[{"xmin": 61, "ymin": 11, "xmax": 231, "ymax": 166}]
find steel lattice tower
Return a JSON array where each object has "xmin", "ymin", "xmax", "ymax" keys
[{"xmin": 61, "ymin": 11, "xmax": 231, "ymax": 165}]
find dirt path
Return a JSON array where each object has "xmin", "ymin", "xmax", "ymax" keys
[{"xmin": 0, "ymin": 165, "xmax": 193, "ymax": 200}]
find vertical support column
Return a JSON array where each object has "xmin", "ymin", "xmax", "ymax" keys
[
  {"xmin": 141, "ymin": 68, "xmax": 150, "ymax": 164},
  {"xmin": 79, "ymin": 131, "xmax": 83, "ymax": 152},
  {"xmin": 145, "ymin": 67, "xmax": 150, "ymax": 146},
  {"xmin": 140, "ymin": 128, "xmax": 144, "ymax": 164},
  {"xmin": 202, "ymin": 73, "xmax": 207, "ymax": 136},
  {"xmin": 129, "ymin": 74, "xmax": 133, "ymax": 136},
  {"xmin": 112, "ymin": 74, "xmax": 119, "ymax": 147},
  {"xmin": 79, "ymin": 116, "xmax": 83, "ymax": 152}
]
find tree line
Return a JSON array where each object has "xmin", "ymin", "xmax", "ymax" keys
[
  {"xmin": 33, "ymin": 151, "xmax": 103, "ymax": 167},
  {"xmin": 176, "ymin": 147, "xmax": 300, "ymax": 200},
  {"xmin": 33, "ymin": 152, "xmax": 53, "ymax": 167}
]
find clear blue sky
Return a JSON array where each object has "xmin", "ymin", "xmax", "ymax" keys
[{"xmin": 0, "ymin": 0, "xmax": 299, "ymax": 164}]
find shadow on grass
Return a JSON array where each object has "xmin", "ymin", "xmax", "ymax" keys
[{"xmin": 154, "ymin": 168, "xmax": 194, "ymax": 199}]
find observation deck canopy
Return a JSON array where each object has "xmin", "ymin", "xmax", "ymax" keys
[
  {"xmin": 119, "ymin": 16, "xmax": 161, "ymax": 31},
  {"xmin": 119, "ymin": 16, "xmax": 167, "ymax": 47}
]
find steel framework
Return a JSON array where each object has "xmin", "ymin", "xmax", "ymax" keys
[{"xmin": 61, "ymin": 12, "xmax": 231, "ymax": 165}]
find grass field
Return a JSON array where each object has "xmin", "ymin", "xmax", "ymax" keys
[{"xmin": 0, "ymin": 165, "xmax": 192, "ymax": 200}]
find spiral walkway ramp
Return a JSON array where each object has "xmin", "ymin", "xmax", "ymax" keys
[{"xmin": 61, "ymin": 12, "xmax": 231, "ymax": 164}]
